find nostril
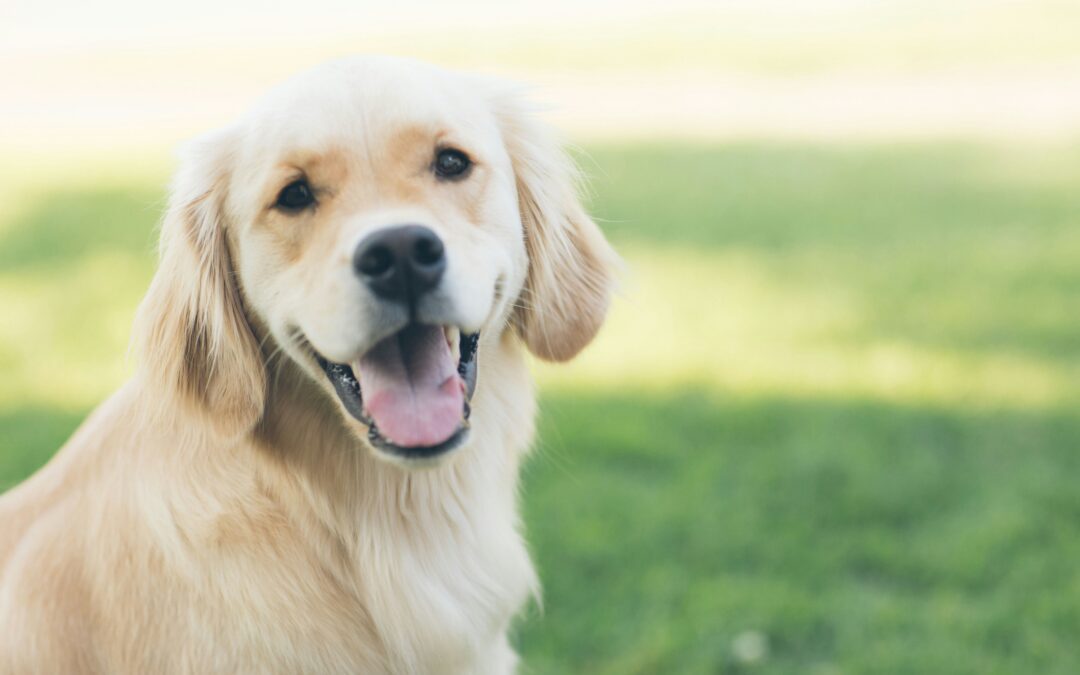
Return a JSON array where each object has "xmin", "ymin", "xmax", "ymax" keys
[
  {"xmin": 413, "ymin": 235, "xmax": 444, "ymax": 267},
  {"xmin": 357, "ymin": 244, "xmax": 395, "ymax": 278}
]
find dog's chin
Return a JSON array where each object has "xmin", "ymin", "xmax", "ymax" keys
[
  {"xmin": 302, "ymin": 324, "xmax": 479, "ymax": 466},
  {"xmin": 346, "ymin": 420, "xmax": 471, "ymax": 469}
]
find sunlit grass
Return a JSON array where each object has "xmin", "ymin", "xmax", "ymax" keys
[
  {"xmin": 537, "ymin": 246, "xmax": 1078, "ymax": 410},
  {"xmin": 0, "ymin": 251, "xmax": 151, "ymax": 409},
  {"xmin": 535, "ymin": 141, "xmax": 1080, "ymax": 412}
]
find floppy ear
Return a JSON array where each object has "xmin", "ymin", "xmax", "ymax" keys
[
  {"xmin": 133, "ymin": 130, "xmax": 266, "ymax": 438},
  {"xmin": 493, "ymin": 92, "xmax": 619, "ymax": 362}
]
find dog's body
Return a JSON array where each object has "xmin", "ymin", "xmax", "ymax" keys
[{"xmin": 0, "ymin": 57, "xmax": 615, "ymax": 673}]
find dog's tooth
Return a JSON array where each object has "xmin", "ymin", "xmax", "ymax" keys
[
  {"xmin": 444, "ymin": 325, "xmax": 459, "ymax": 344},
  {"xmin": 445, "ymin": 326, "xmax": 461, "ymax": 362}
]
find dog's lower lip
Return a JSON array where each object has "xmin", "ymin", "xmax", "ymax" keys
[
  {"xmin": 368, "ymin": 424, "xmax": 471, "ymax": 460},
  {"xmin": 310, "ymin": 326, "xmax": 479, "ymax": 459}
]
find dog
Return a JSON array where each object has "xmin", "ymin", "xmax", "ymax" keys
[{"xmin": 0, "ymin": 56, "xmax": 616, "ymax": 673}]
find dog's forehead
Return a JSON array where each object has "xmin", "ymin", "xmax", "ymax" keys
[{"xmin": 242, "ymin": 57, "xmax": 499, "ymax": 157}]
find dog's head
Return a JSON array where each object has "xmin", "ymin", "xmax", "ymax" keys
[{"xmin": 135, "ymin": 57, "xmax": 616, "ymax": 465}]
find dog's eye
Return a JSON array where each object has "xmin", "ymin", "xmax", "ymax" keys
[
  {"xmin": 433, "ymin": 148, "xmax": 471, "ymax": 180},
  {"xmin": 275, "ymin": 179, "xmax": 315, "ymax": 211}
]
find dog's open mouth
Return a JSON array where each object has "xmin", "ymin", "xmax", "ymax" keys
[{"xmin": 313, "ymin": 326, "xmax": 479, "ymax": 460}]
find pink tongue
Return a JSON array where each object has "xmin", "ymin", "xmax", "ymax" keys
[{"xmin": 357, "ymin": 325, "xmax": 464, "ymax": 448}]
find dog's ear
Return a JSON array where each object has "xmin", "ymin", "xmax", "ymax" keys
[
  {"xmin": 492, "ymin": 90, "xmax": 619, "ymax": 362},
  {"xmin": 133, "ymin": 129, "xmax": 265, "ymax": 438}
]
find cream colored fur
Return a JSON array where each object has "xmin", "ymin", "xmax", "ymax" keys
[{"xmin": 0, "ymin": 57, "xmax": 616, "ymax": 674}]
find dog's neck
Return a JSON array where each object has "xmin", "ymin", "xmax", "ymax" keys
[
  {"xmin": 122, "ymin": 332, "xmax": 540, "ymax": 672},
  {"xmin": 236, "ymin": 331, "xmax": 536, "ymax": 545}
]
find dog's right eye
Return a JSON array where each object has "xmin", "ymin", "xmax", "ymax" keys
[{"xmin": 275, "ymin": 180, "xmax": 315, "ymax": 211}]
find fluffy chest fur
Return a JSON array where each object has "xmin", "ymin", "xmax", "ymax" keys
[
  {"xmin": 125, "ymin": 354, "xmax": 540, "ymax": 674},
  {"xmin": 158, "ymin": 467, "xmax": 537, "ymax": 674}
]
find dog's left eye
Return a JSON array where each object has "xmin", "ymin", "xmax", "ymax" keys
[
  {"xmin": 275, "ymin": 179, "xmax": 315, "ymax": 211},
  {"xmin": 433, "ymin": 148, "xmax": 472, "ymax": 180}
]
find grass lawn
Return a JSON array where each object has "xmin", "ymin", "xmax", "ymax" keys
[{"xmin": 2, "ymin": 140, "xmax": 1079, "ymax": 673}]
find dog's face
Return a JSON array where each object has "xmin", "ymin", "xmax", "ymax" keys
[
  {"xmin": 136, "ymin": 57, "xmax": 616, "ymax": 466},
  {"xmin": 229, "ymin": 61, "xmax": 528, "ymax": 462}
]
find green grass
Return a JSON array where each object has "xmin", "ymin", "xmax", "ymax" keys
[
  {"xmin": 2, "ymin": 140, "xmax": 1080, "ymax": 672},
  {"xmin": 521, "ymin": 392, "xmax": 1080, "ymax": 674}
]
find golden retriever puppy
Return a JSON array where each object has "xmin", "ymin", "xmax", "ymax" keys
[{"xmin": 0, "ymin": 56, "xmax": 616, "ymax": 674}]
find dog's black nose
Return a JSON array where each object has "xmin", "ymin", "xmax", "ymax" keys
[{"xmin": 353, "ymin": 225, "xmax": 446, "ymax": 304}]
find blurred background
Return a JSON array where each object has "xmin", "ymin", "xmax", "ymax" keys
[{"xmin": 2, "ymin": 0, "xmax": 1080, "ymax": 672}]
